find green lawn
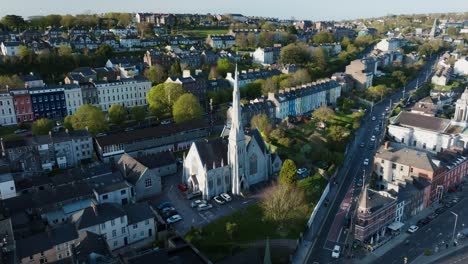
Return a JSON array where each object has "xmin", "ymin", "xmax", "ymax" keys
[
  {"xmin": 0, "ymin": 126, "xmax": 21, "ymax": 141},
  {"xmin": 181, "ymin": 29, "xmax": 229, "ymax": 38}
]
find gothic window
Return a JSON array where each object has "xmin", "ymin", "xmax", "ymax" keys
[{"xmin": 249, "ymin": 154, "xmax": 257, "ymax": 175}]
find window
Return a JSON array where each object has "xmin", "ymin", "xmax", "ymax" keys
[
  {"xmin": 112, "ymin": 229, "xmax": 117, "ymax": 237},
  {"xmin": 145, "ymin": 220, "xmax": 149, "ymax": 225},
  {"xmin": 133, "ymin": 224, "xmax": 138, "ymax": 229},
  {"xmin": 392, "ymin": 163, "xmax": 397, "ymax": 169},
  {"xmin": 122, "ymin": 227, "xmax": 126, "ymax": 234},
  {"xmin": 101, "ymin": 223, "xmax": 106, "ymax": 229},
  {"xmin": 410, "ymin": 168, "xmax": 414, "ymax": 173},
  {"xmin": 102, "ymin": 194, "xmax": 108, "ymax": 200},
  {"xmin": 140, "ymin": 231, "xmax": 144, "ymax": 237},
  {"xmin": 144, "ymin": 178, "xmax": 152, "ymax": 188},
  {"xmin": 111, "ymin": 219, "xmax": 115, "ymax": 226},
  {"xmin": 121, "ymin": 189, "xmax": 126, "ymax": 195},
  {"xmin": 249, "ymin": 154, "xmax": 258, "ymax": 175},
  {"xmin": 120, "ymin": 216, "xmax": 125, "ymax": 224},
  {"xmin": 113, "ymin": 241, "xmax": 118, "ymax": 247}
]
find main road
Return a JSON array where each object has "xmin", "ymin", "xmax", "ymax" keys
[{"xmin": 305, "ymin": 54, "xmax": 439, "ymax": 264}]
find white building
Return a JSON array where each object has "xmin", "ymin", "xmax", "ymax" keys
[
  {"xmin": 431, "ymin": 67, "xmax": 452, "ymax": 86},
  {"xmin": 0, "ymin": 42, "xmax": 21, "ymax": 56},
  {"xmin": 64, "ymin": 84, "xmax": 83, "ymax": 115},
  {"xmin": 182, "ymin": 69, "xmax": 281, "ymax": 199},
  {"xmin": 95, "ymin": 78, "xmax": 151, "ymax": 111},
  {"xmin": 453, "ymin": 88, "xmax": 468, "ymax": 127},
  {"xmin": 119, "ymin": 37, "xmax": 141, "ymax": 48},
  {"xmin": 252, "ymin": 47, "xmax": 274, "ymax": 65},
  {"xmin": 0, "ymin": 91, "xmax": 17, "ymax": 126},
  {"xmin": 454, "ymin": 57, "xmax": 468, "ymax": 76},
  {"xmin": 0, "ymin": 173, "xmax": 16, "ymax": 200},
  {"xmin": 74, "ymin": 202, "xmax": 155, "ymax": 251},
  {"xmin": 206, "ymin": 35, "xmax": 235, "ymax": 49},
  {"xmin": 375, "ymin": 38, "xmax": 402, "ymax": 52}
]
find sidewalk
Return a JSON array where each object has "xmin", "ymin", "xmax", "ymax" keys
[{"xmin": 411, "ymin": 238, "xmax": 468, "ymax": 264}]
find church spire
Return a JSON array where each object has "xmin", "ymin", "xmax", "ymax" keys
[{"xmin": 229, "ymin": 64, "xmax": 245, "ymax": 140}]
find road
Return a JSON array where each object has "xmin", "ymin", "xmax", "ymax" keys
[
  {"xmin": 436, "ymin": 244, "xmax": 468, "ymax": 264},
  {"xmin": 305, "ymin": 54, "xmax": 439, "ymax": 264}
]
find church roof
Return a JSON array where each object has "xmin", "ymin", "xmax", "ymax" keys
[
  {"xmin": 194, "ymin": 138, "xmax": 228, "ymax": 168},
  {"xmin": 246, "ymin": 129, "xmax": 267, "ymax": 153}
]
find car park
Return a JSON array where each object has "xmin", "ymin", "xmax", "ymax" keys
[
  {"xmin": 162, "ymin": 209, "xmax": 178, "ymax": 218},
  {"xmin": 166, "ymin": 214, "xmax": 182, "ymax": 224},
  {"xmin": 407, "ymin": 225, "xmax": 419, "ymax": 233},
  {"xmin": 157, "ymin": 202, "xmax": 172, "ymax": 211},
  {"xmin": 221, "ymin": 193, "xmax": 232, "ymax": 202},
  {"xmin": 190, "ymin": 199, "xmax": 206, "ymax": 208},
  {"xmin": 178, "ymin": 183, "xmax": 188, "ymax": 192},
  {"xmin": 197, "ymin": 203, "xmax": 213, "ymax": 211},
  {"xmin": 363, "ymin": 158, "xmax": 369, "ymax": 166},
  {"xmin": 186, "ymin": 190, "xmax": 202, "ymax": 200},
  {"xmin": 213, "ymin": 196, "xmax": 225, "ymax": 205},
  {"xmin": 435, "ymin": 207, "xmax": 446, "ymax": 215},
  {"xmin": 331, "ymin": 245, "xmax": 341, "ymax": 258}
]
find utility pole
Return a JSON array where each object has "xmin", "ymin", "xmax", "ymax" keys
[
  {"xmin": 402, "ymin": 85, "xmax": 406, "ymax": 99},
  {"xmin": 451, "ymin": 211, "xmax": 458, "ymax": 245}
]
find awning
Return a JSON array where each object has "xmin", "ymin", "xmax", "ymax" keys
[{"xmin": 388, "ymin": 221, "xmax": 404, "ymax": 231}]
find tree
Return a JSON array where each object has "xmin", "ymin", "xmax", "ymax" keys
[
  {"xmin": 279, "ymin": 43, "xmax": 311, "ymax": 65},
  {"xmin": 169, "ymin": 60, "xmax": 182, "ymax": 76},
  {"xmin": 262, "ymin": 78, "xmax": 278, "ymax": 95},
  {"xmin": 312, "ymin": 31, "xmax": 335, "ymax": 44},
  {"xmin": 392, "ymin": 70, "xmax": 408, "ymax": 86},
  {"xmin": 58, "ymin": 45, "xmax": 72, "ymax": 56},
  {"xmin": 1, "ymin": 15, "xmax": 25, "ymax": 30},
  {"xmin": 235, "ymin": 34, "xmax": 248, "ymax": 48},
  {"xmin": 446, "ymin": 27, "xmax": 459, "ymax": 37},
  {"xmin": 311, "ymin": 48, "xmax": 328, "ymax": 70},
  {"xmin": 60, "ymin": 15, "xmax": 77, "ymax": 28},
  {"xmin": 367, "ymin": 85, "xmax": 388, "ymax": 101},
  {"xmin": 108, "ymin": 104, "xmax": 127, "ymax": 125},
  {"xmin": 328, "ymin": 125, "xmax": 350, "ymax": 142},
  {"xmin": 259, "ymin": 32, "xmax": 274, "ymax": 47},
  {"xmin": 217, "ymin": 58, "xmax": 234, "ymax": 78},
  {"xmin": 68, "ymin": 105, "xmax": 108, "ymax": 134},
  {"xmin": 341, "ymin": 37, "xmax": 351, "ymax": 50},
  {"xmin": 279, "ymin": 159, "xmax": 297, "ymax": 185},
  {"xmin": 251, "ymin": 114, "xmax": 272, "ymax": 139},
  {"xmin": 32, "ymin": 118, "xmax": 54, "ymax": 135},
  {"xmin": 95, "ymin": 44, "xmax": 113, "ymax": 58},
  {"xmin": 260, "ymin": 183, "xmax": 307, "ymax": 223},
  {"xmin": 0, "ymin": 75, "xmax": 24, "ymax": 89},
  {"xmin": 130, "ymin": 106, "xmax": 146, "ymax": 124},
  {"xmin": 246, "ymin": 32, "xmax": 257, "ymax": 47},
  {"xmin": 144, "ymin": 64, "xmax": 167, "ymax": 84},
  {"xmin": 173, "ymin": 94, "xmax": 203, "ymax": 123},
  {"xmin": 312, "ymin": 105, "xmax": 335, "ymax": 122},
  {"xmin": 147, "ymin": 83, "xmax": 185, "ymax": 119},
  {"xmin": 208, "ymin": 66, "xmax": 220, "ymax": 80},
  {"xmin": 225, "ymin": 222, "xmax": 238, "ymax": 240},
  {"xmin": 354, "ymin": 35, "xmax": 373, "ymax": 48},
  {"xmin": 18, "ymin": 46, "xmax": 34, "ymax": 63},
  {"xmin": 288, "ymin": 69, "xmax": 311, "ymax": 86}
]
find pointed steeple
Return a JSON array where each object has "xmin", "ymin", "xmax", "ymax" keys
[
  {"xmin": 229, "ymin": 64, "xmax": 244, "ymax": 140},
  {"xmin": 358, "ymin": 185, "xmax": 370, "ymax": 213}
]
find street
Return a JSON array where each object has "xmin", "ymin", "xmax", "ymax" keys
[{"xmin": 304, "ymin": 54, "xmax": 439, "ymax": 264}]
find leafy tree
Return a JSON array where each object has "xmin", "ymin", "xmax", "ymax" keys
[
  {"xmin": 32, "ymin": 118, "xmax": 54, "ymax": 135},
  {"xmin": 18, "ymin": 46, "xmax": 34, "ymax": 63},
  {"xmin": 311, "ymin": 48, "xmax": 328, "ymax": 70},
  {"xmin": 341, "ymin": 37, "xmax": 351, "ymax": 49},
  {"xmin": 446, "ymin": 27, "xmax": 459, "ymax": 37},
  {"xmin": 288, "ymin": 69, "xmax": 311, "ymax": 86},
  {"xmin": 279, "ymin": 159, "xmax": 297, "ymax": 185},
  {"xmin": 246, "ymin": 32, "xmax": 257, "ymax": 47},
  {"xmin": 58, "ymin": 45, "xmax": 72, "ymax": 56},
  {"xmin": 354, "ymin": 35, "xmax": 373, "ymax": 48},
  {"xmin": 259, "ymin": 32, "xmax": 274, "ymax": 47},
  {"xmin": 261, "ymin": 183, "xmax": 307, "ymax": 223},
  {"xmin": 286, "ymin": 25, "xmax": 298, "ymax": 35},
  {"xmin": 1, "ymin": 15, "xmax": 25, "ymax": 30},
  {"xmin": 312, "ymin": 105, "xmax": 335, "ymax": 122},
  {"xmin": 241, "ymin": 81, "xmax": 262, "ymax": 99},
  {"xmin": 367, "ymin": 85, "xmax": 388, "ymax": 101},
  {"xmin": 0, "ymin": 75, "xmax": 24, "ymax": 89},
  {"xmin": 172, "ymin": 94, "xmax": 203, "ymax": 123},
  {"xmin": 251, "ymin": 114, "xmax": 272, "ymax": 139},
  {"xmin": 392, "ymin": 70, "xmax": 408, "ymax": 86},
  {"xmin": 217, "ymin": 58, "xmax": 234, "ymax": 78},
  {"xmin": 60, "ymin": 15, "xmax": 77, "ymax": 28},
  {"xmin": 147, "ymin": 83, "xmax": 185, "ymax": 119},
  {"xmin": 67, "ymin": 105, "xmax": 108, "ymax": 134},
  {"xmin": 108, "ymin": 104, "xmax": 127, "ymax": 125},
  {"xmin": 144, "ymin": 64, "xmax": 167, "ymax": 84},
  {"xmin": 95, "ymin": 44, "xmax": 113, "ymax": 58},
  {"xmin": 130, "ymin": 106, "xmax": 146, "ymax": 124},
  {"xmin": 262, "ymin": 78, "xmax": 278, "ymax": 95},
  {"xmin": 328, "ymin": 125, "xmax": 350, "ymax": 142},
  {"xmin": 279, "ymin": 43, "xmax": 311, "ymax": 65},
  {"xmin": 312, "ymin": 31, "xmax": 335, "ymax": 44},
  {"xmin": 208, "ymin": 66, "xmax": 220, "ymax": 80},
  {"xmin": 235, "ymin": 34, "xmax": 248, "ymax": 48},
  {"xmin": 169, "ymin": 60, "xmax": 182, "ymax": 76},
  {"xmin": 225, "ymin": 222, "xmax": 238, "ymax": 240}
]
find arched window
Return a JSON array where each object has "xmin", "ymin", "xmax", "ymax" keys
[{"xmin": 249, "ymin": 154, "xmax": 257, "ymax": 175}]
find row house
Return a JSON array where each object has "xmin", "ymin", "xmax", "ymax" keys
[
  {"xmin": 201, "ymin": 50, "xmax": 220, "ymax": 65},
  {"xmin": 0, "ymin": 41, "xmax": 21, "ymax": 56},
  {"xmin": 433, "ymin": 151, "xmax": 468, "ymax": 198},
  {"xmin": 431, "ymin": 66, "xmax": 452, "ymax": 86},
  {"xmin": 166, "ymin": 71, "xmax": 207, "ymax": 107},
  {"xmin": 391, "ymin": 177, "xmax": 431, "ymax": 222},
  {"xmin": 63, "ymin": 84, "xmax": 83, "ymax": 115},
  {"xmin": 11, "ymin": 89, "xmax": 34, "ymax": 123},
  {"xmin": 68, "ymin": 27, "xmax": 89, "ymax": 37},
  {"xmin": 252, "ymin": 46, "xmax": 281, "ymax": 65},
  {"xmin": 143, "ymin": 49, "xmax": 174, "ymax": 67},
  {"xmin": 99, "ymin": 35, "xmax": 120, "ymax": 49},
  {"xmin": 95, "ymin": 77, "xmax": 151, "ymax": 111},
  {"xmin": 178, "ymin": 53, "xmax": 203, "ymax": 69},
  {"xmin": 45, "ymin": 27, "xmax": 65, "ymax": 39},
  {"xmin": 119, "ymin": 36, "xmax": 141, "ymax": 48},
  {"xmin": 225, "ymin": 68, "xmax": 282, "ymax": 87},
  {"xmin": 0, "ymin": 90, "xmax": 17, "ymax": 126},
  {"xmin": 332, "ymin": 27, "xmax": 356, "ymax": 40},
  {"xmin": 19, "ymin": 29, "xmax": 42, "ymax": 41},
  {"xmin": 168, "ymin": 35, "xmax": 200, "ymax": 46},
  {"xmin": 206, "ymin": 35, "xmax": 236, "ymax": 49},
  {"xmin": 80, "ymin": 82, "xmax": 99, "ymax": 106},
  {"xmin": 29, "ymin": 85, "xmax": 67, "ymax": 120},
  {"xmin": 105, "ymin": 58, "xmax": 142, "ymax": 78},
  {"xmin": 375, "ymin": 38, "xmax": 405, "ymax": 52},
  {"xmin": 19, "ymin": 72, "xmax": 45, "ymax": 88},
  {"xmin": 1, "ymin": 129, "xmax": 93, "ymax": 171},
  {"xmin": 74, "ymin": 202, "xmax": 155, "ymax": 251},
  {"xmin": 70, "ymin": 35, "xmax": 99, "ymax": 50},
  {"xmin": 140, "ymin": 37, "xmax": 163, "ymax": 47},
  {"xmin": 109, "ymin": 26, "xmax": 138, "ymax": 37},
  {"xmin": 267, "ymin": 79, "xmax": 342, "ymax": 120},
  {"xmin": 227, "ymin": 98, "xmax": 276, "ymax": 128}
]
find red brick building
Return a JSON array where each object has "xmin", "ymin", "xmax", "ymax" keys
[{"xmin": 11, "ymin": 90, "xmax": 34, "ymax": 123}]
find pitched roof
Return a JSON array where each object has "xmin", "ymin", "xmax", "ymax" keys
[
  {"xmin": 136, "ymin": 151, "xmax": 176, "ymax": 169},
  {"xmin": 358, "ymin": 187, "xmax": 395, "ymax": 214},
  {"xmin": 376, "ymin": 144, "xmax": 438, "ymax": 172},
  {"xmin": 194, "ymin": 138, "xmax": 228, "ymax": 168},
  {"xmin": 118, "ymin": 154, "xmax": 147, "ymax": 185},
  {"xmin": 246, "ymin": 129, "xmax": 267, "ymax": 153},
  {"xmin": 76, "ymin": 203, "xmax": 126, "ymax": 230},
  {"xmin": 393, "ymin": 112, "xmax": 451, "ymax": 132},
  {"xmin": 74, "ymin": 231, "xmax": 111, "ymax": 262},
  {"xmin": 124, "ymin": 203, "xmax": 154, "ymax": 225}
]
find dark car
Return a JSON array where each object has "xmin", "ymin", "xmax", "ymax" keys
[
  {"xmin": 417, "ymin": 218, "xmax": 430, "ymax": 227},
  {"xmin": 435, "ymin": 207, "xmax": 446, "ymax": 215},
  {"xmin": 444, "ymin": 201, "xmax": 454, "ymax": 208},
  {"xmin": 359, "ymin": 142, "xmax": 365, "ymax": 148},
  {"xmin": 426, "ymin": 213, "xmax": 437, "ymax": 221},
  {"xmin": 157, "ymin": 201, "xmax": 172, "ymax": 211}
]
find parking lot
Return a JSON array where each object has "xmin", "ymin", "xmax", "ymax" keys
[{"xmin": 151, "ymin": 166, "xmax": 262, "ymax": 235}]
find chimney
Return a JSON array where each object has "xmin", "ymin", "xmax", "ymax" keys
[
  {"xmin": 384, "ymin": 141, "xmax": 389, "ymax": 150},
  {"xmin": 90, "ymin": 201, "xmax": 98, "ymax": 216}
]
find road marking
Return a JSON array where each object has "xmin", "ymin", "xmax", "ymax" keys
[{"xmin": 337, "ymin": 227, "xmax": 343, "ymax": 242}]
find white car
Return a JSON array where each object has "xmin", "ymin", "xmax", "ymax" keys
[
  {"xmin": 197, "ymin": 203, "xmax": 213, "ymax": 211},
  {"xmin": 213, "ymin": 196, "xmax": 225, "ymax": 205},
  {"xmin": 331, "ymin": 245, "xmax": 341, "ymax": 258},
  {"xmin": 190, "ymin": 199, "xmax": 206, "ymax": 208},
  {"xmin": 371, "ymin": 116, "xmax": 376, "ymax": 121},
  {"xmin": 221, "ymin": 193, "xmax": 232, "ymax": 202},
  {"xmin": 297, "ymin": 168, "xmax": 308, "ymax": 174},
  {"xmin": 166, "ymin": 214, "xmax": 182, "ymax": 224},
  {"xmin": 407, "ymin": 225, "xmax": 419, "ymax": 233},
  {"xmin": 363, "ymin": 158, "xmax": 369, "ymax": 166},
  {"xmin": 370, "ymin": 135, "xmax": 376, "ymax": 141}
]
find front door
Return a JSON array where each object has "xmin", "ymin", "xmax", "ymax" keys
[
  {"xmin": 148, "ymin": 228, "xmax": 152, "ymax": 237},
  {"xmin": 124, "ymin": 237, "xmax": 128, "ymax": 245}
]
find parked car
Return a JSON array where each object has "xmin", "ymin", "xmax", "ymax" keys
[
  {"xmin": 197, "ymin": 203, "xmax": 213, "ymax": 211},
  {"xmin": 427, "ymin": 213, "xmax": 437, "ymax": 220},
  {"xmin": 214, "ymin": 196, "xmax": 225, "ymax": 205},
  {"xmin": 363, "ymin": 158, "xmax": 369, "ymax": 166},
  {"xmin": 190, "ymin": 200, "xmax": 206, "ymax": 208},
  {"xmin": 417, "ymin": 218, "xmax": 430, "ymax": 227},
  {"xmin": 331, "ymin": 245, "xmax": 341, "ymax": 258},
  {"xmin": 356, "ymin": 178, "xmax": 363, "ymax": 187},
  {"xmin": 459, "ymin": 228, "xmax": 468, "ymax": 238},
  {"xmin": 161, "ymin": 207, "xmax": 176, "ymax": 214},
  {"xmin": 161, "ymin": 119, "xmax": 172, "ymax": 125},
  {"xmin": 444, "ymin": 201, "xmax": 454, "ymax": 208},
  {"xmin": 297, "ymin": 168, "xmax": 308, "ymax": 174},
  {"xmin": 178, "ymin": 183, "xmax": 188, "ymax": 192},
  {"xmin": 359, "ymin": 142, "xmax": 365, "ymax": 148},
  {"xmin": 14, "ymin": 129, "xmax": 28, "ymax": 134},
  {"xmin": 407, "ymin": 225, "xmax": 419, "ymax": 233},
  {"xmin": 186, "ymin": 190, "xmax": 202, "ymax": 200},
  {"xmin": 221, "ymin": 193, "xmax": 232, "ymax": 202},
  {"xmin": 157, "ymin": 202, "xmax": 172, "ymax": 211},
  {"xmin": 370, "ymin": 135, "xmax": 376, "ymax": 142},
  {"xmin": 166, "ymin": 214, "xmax": 182, "ymax": 224},
  {"xmin": 435, "ymin": 207, "xmax": 446, "ymax": 215},
  {"xmin": 162, "ymin": 209, "xmax": 178, "ymax": 218}
]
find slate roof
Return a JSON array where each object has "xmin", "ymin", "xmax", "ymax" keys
[
  {"xmin": 246, "ymin": 129, "xmax": 267, "ymax": 153},
  {"xmin": 358, "ymin": 187, "xmax": 395, "ymax": 214},
  {"xmin": 118, "ymin": 154, "xmax": 147, "ymax": 185},
  {"xmin": 376, "ymin": 144, "xmax": 438, "ymax": 172},
  {"xmin": 136, "ymin": 152, "xmax": 176, "ymax": 169},
  {"xmin": 3, "ymin": 130, "xmax": 91, "ymax": 149},
  {"xmin": 76, "ymin": 203, "xmax": 126, "ymax": 230},
  {"xmin": 194, "ymin": 138, "xmax": 228, "ymax": 167},
  {"xmin": 393, "ymin": 112, "xmax": 451, "ymax": 132},
  {"xmin": 124, "ymin": 203, "xmax": 154, "ymax": 225},
  {"xmin": 87, "ymin": 172, "xmax": 129, "ymax": 194},
  {"xmin": 74, "ymin": 231, "xmax": 112, "ymax": 263}
]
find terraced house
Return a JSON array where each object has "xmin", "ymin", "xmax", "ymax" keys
[{"xmin": 95, "ymin": 77, "xmax": 151, "ymax": 111}]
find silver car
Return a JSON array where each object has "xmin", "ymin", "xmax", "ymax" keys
[{"xmin": 197, "ymin": 203, "xmax": 213, "ymax": 211}]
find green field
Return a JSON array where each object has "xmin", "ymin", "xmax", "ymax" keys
[{"xmin": 181, "ymin": 29, "xmax": 229, "ymax": 38}]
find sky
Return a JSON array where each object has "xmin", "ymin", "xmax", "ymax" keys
[{"xmin": 0, "ymin": 0, "xmax": 467, "ymax": 21}]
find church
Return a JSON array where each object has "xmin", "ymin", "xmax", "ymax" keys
[{"xmin": 182, "ymin": 68, "xmax": 282, "ymax": 199}]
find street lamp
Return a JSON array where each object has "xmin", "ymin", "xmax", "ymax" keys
[{"xmin": 451, "ymin": 211, "xmax": 458, "ymax": 245}]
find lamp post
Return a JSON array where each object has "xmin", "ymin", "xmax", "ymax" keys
[{"xmin": 451, "ymin": 211, "xmax": 458, "ymax": 244}]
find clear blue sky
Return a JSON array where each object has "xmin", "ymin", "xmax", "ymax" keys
[{"xmin": 0, "ymin": 0, "xmax": 466, "ymax": 21}]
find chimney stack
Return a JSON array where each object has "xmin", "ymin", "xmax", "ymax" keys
[
  {"xmin": 384, "ymin": 141, "xmax": 389, "ymax": 150},
  {"xmin": 90, "ymin": 201, "xmax": 98, "ymax": 216}
]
